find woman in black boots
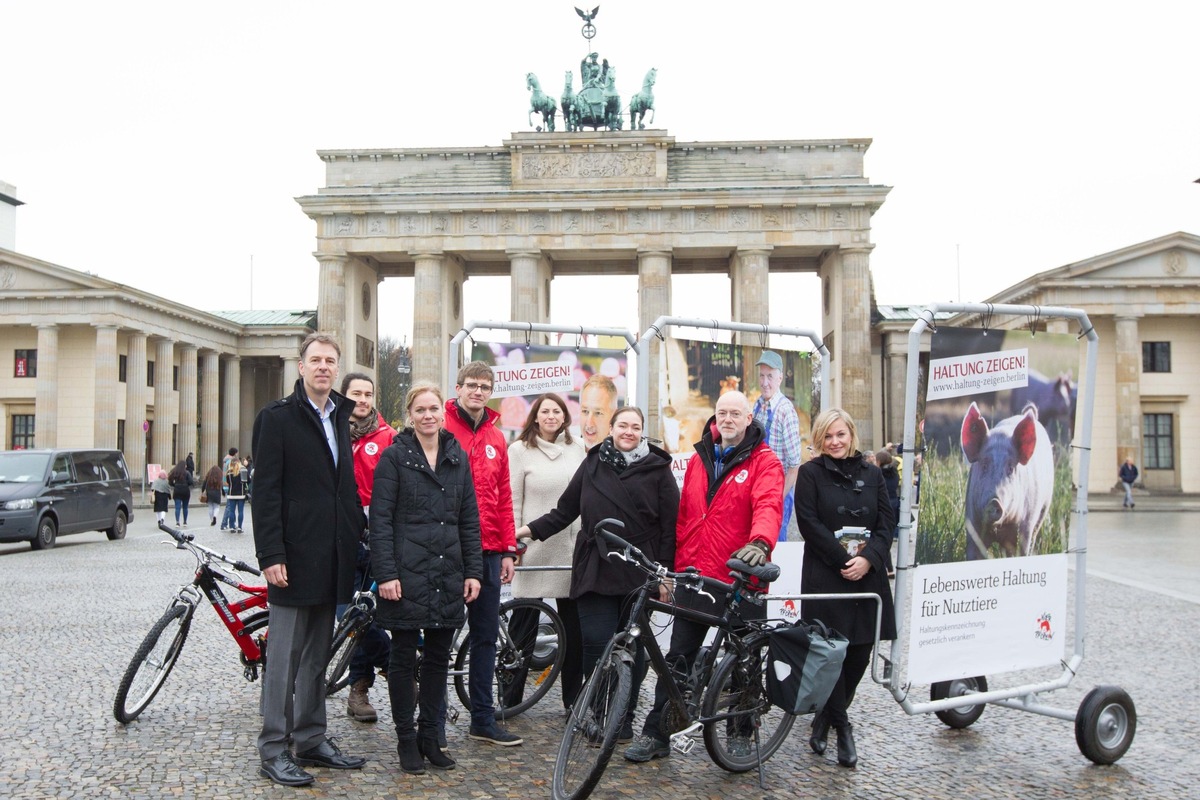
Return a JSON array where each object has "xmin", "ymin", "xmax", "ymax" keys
[
  {"xmin": 370, "ymin": 382, "xmax": 484, "ymax": 774},
  {"xmin": 794, "ymin": 408, "xmax": 896, "ymax": 768}
]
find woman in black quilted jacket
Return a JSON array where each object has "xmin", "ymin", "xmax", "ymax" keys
[{"xmin": 370, "ymin": 381, "xmax": 484, "ymax": 775}]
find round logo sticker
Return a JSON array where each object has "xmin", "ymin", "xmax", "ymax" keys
[
  {"xmin": 364, "ymin": 442, "xmax": 379, "ymax": 456},
  {"xmin": 734, "ymin": 469, "xmax": 749, "ymax": 484},
  {"xmin": 485, "ymin": 444, "xmax": 497, "ymax": 459}
]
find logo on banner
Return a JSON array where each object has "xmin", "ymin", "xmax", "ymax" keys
[
  {"xmin": 734, "ymin": 469, "xmax": 749, "ymax": 484},
  {"xmin": 1034, "ymin": 612, "xmax": 1054, "ymax": 641},
  {"xmin": 485, "ymin": 444, "xmax": 497, "ymax": 459},
  {"xmin": 364, "ymin": 442, "xmax": 379, "ymax": 456},
  {"xmin": 781, "ymin": 598, "xmax": 799, "ymax": 620}
]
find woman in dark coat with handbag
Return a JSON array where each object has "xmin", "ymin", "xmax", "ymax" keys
[
  {"xmin": 795, "ymin": 408, "xmax": 896, "ymax": 769},
  {"xmin": 370, "ymin": 382, "xmax": 484, "ymax": 775},
  {"xmin": 516, "ymin": 406, "xmax": 678, "ymax": 737}
]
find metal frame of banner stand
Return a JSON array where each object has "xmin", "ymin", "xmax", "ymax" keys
[
  {"xmin": 886, "ymin": 302, "xmax": 1135, "ymax": 764},
  {"xmin": 633, "ymin": 316, "xmax": 830, "ymax": 417},
  {"xmin": 447, "ymin": 320, "xmax": 641, "ymax": 393}
]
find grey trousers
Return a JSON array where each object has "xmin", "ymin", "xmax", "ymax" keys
[{"xmin": 257, "ymin": 603, "xmax": 335, "ymax": 760}]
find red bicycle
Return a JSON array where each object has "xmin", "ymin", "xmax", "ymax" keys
[{"xmin": 113, "ymin": 522, "xmax": 269, "ymax": 723}]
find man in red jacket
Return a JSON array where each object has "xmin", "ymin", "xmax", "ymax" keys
[
  {"xmin": 442, "ymin": 361, "xmax": 523, "ymax": 746},
  {"xmin": 339, "ymin": 372, "xmax": 397, "ymax": 723},
  {"xmin": 625, "ymin": 389, "xmax": 783, "ymax": 763}
]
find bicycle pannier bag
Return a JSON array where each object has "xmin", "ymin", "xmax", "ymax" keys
[{"xmin": 766, "ymin": 619, "xmax": 848, "ymax": 715}]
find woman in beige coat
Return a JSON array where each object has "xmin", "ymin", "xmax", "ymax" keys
[{"xmin": 507, "ymin": 393, "xmax": 587, "ymax": 710}]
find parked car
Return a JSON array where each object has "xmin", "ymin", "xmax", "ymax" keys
[{"xmin": 0, "ymin": 449, "xmax": 134, "ymax": 550}]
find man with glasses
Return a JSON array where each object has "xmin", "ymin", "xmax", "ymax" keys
[
  {"xmin": 442, "ymin": 361, "xmax": 523, "ymax": 746},
  {"xmin": 625, "ymin": 390, "xmax": 782, "ymax": 763}
]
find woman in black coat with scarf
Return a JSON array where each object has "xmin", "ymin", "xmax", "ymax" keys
[
  {"xmin": 795, "ymin": 408, "xmax": 896, "ymax": 770},
  {"xmin": 516, "ymin": 406, "xmax": 679, "ymax": 738},
  {"xmin": 370, "ymin": 382, "xmax": 484, "ymax": 775}
]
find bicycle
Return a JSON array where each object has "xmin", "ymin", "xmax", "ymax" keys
[
  {"xmin": 553, "ymin": 519, "xmax": 795, "ymax": 800},
  {"xmin": 325, "ymin": 577, "xmax": 567, "ymax": 720},
  {"xmin": 113, "ymin": 521, "xmax": 268, "ymax": 724}
]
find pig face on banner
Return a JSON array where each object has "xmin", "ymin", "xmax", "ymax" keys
[{"xmin": 960, "ymin": 401, "xmax": 1054, "ymax": 560}]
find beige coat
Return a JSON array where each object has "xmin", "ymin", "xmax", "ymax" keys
[{"xmin": 509, "ymin": 432, "xmax": 586, "ymax": 598}]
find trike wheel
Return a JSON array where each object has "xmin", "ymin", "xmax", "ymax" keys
[
  {"xmin": 1075, "ymin": 685, "xmax": 1136, "ymax": 764},
  {"xmin": 113, "ymin": 603, "xmax": 193, "ymax": 723},
  {"xmin": 702, "ymin": 634, "xmax": 796, "ymax": 772},
  {"xmin": 552, "ymin": 638, "xmax": 632, "ymax": 800},
  {"xmin": 931, "ymin": 675, "xmax": 989, "ymax": 728}
]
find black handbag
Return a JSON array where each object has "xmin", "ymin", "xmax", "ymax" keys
[{"xmin": 766, "ymin": 618, "xmax": 849, "ymax": 715}]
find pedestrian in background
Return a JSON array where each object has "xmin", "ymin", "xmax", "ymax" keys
[
  {"xmin": 151, "ymin": 470, "xmax": 170, "ymax": 524},
  {"xmin": 224, "ymin": 460, "xmax": 247, "ymax": 532},
  {"xmin": 202, "ymin": 465, "xmax": 223, "ymax": 526},
  {"xmin": 1119, "ymin": 457, "xmax": 1138, "ymax": 508},
  {"xmin": 168, "ymin": 460, "xmax": 193, "ymax": 527}
]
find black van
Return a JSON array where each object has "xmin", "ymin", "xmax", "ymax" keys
[{"xmin": 0, "ymin": 449, "xmax": 135, "ymax": 550}]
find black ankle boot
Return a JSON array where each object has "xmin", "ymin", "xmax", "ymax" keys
[
  {"xmin": 418, "ymin": 735, "xmax": 457, "ymax": 770},
  {"xmin": 809, "ymin": 711, "xmax": 830, "ymax": 755},
  {"xmin": 835, "ymin": 724, "xmax": 857, "ymax": 768},
  {"xmin": 397, "ymin": 737, "xmax": 425, "ymax": 774}
]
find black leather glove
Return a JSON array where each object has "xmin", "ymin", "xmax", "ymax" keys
[{"xmin": 732, "ymin": 540, "xmax": 769, "ymax": 567}]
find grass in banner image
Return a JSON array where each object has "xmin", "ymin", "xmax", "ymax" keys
[
  {"xmin": 917, "ymin": 328, "xmax": 1078, "ymax": 565},
  {"xmin": 658, "ymin": 338, "xmax": 813, "ymax": 454},
  {"xmin": 471, "ymin": 341, "xmax": 628, "ymax": 441}
]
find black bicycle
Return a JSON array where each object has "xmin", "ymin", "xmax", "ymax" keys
[
  {"xmin": 326, "ymin": 576, "xmax": 567, "ymax": 720},
  {"xmin": 552, "ymin": 519, "xmax": 795, "ymax": 800}
]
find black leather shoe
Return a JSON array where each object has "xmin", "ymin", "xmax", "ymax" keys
[
  {"xmin": 809, "ymin": 711, "xmax": 830, "ymax": 755},
  {"xmin": 294, "ymin": 737, "xmax": 367, "ymax": 769},
  {"xmin": 418, "ymin": 735, "xmax": 457, "ymax": 770},
  {"xmin": 835, "ymin": 724, "xmax": 857, "ymax": 768},
  {"xmin": 259, "ymin": 752, "xmax": 315, "ymax": 786},
  {"xmin": 398, "ymin": 738, "xmax": 425, "ymax": 775}
]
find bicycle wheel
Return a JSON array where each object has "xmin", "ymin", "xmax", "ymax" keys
[
  {"xmin": 497, "ymin": 598, "xmax": 566, "ymax": 718},
  {"xmin": 552, "ymin": 638, "xmax": 632, "ymax": 800},
  {"xmin": 325, "ymin": 612, "xmax": 368, "ymax": 696},
  {"xmin": 452, "ymin": 599, "xmax": 566, "ymax": 719},
  {"xmin": 113, "ymin": 602, "xmax": 194, "ymax": 724},
  {"xmin": 701, "ymin": 633, "xmax": 796, "ymax": 773}
]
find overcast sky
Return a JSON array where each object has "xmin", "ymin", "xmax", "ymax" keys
[{"xmin": 5, "ymin": 1, "xmax": 1198, "ymax": 348}]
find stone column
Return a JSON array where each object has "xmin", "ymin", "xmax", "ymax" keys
[
  {"xmin": 200, "ymin": 350, "xmax": 220, "ymax": 473},
  {"xmin": 638, "ymin": 248, "xmax": 672, "ymax": 437},
  {"xmin": 281, "ymin": 356, "xmax": 299, "ymax": 397},
  {"xmin": 126, "ymin": 333, "xmax": 148, "ymax": 488},
  {"xmin": 412, "ymin": 251, "xmax": 465, "ymax": 387},
  {"xmin": 241, "ymin": 360, "xmax": 258, "ymax": 454},
  {"xmin": 152, "ymin": 338, "xmax": 176, "ymax": 467},
  {"xmin": 885, "ymin": 336, "xmax": 907, "ymax": 446},
  {"xmin": 509, "ymin": 249, "xmax": 549, "ymax": 343},
  {"xmin": 34, "ymin": 324, "xmax": 59, "ymax": 449},
  {"xmin": 729, "ymin": 247, "xmax": 772, "ymax": 340},
  {"xmin": 178, "ymin": 345, "xmax": 199, "ymax": 464},
  {"xmin": 838, "ymin": 247, "xmax": 875, "ymax": 445},
  {"xmin": 93, "ymin": 325, "xmax": 119, "ymax": 448},
  {"xmin": 222, "ymin": 356, "xmax": 241, "ymax": 463},
  {"xmin": 1114, "ymin": 314, "xmax": 1142, "ymax": 469},
  {"xmin": 317, "ymin": 254, "xmax": 348, "ymax": 352}
]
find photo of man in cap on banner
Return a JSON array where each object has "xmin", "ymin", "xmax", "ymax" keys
[{"xmin": 752, "ymin": 350, "xmax": 803, "ymax": 541}]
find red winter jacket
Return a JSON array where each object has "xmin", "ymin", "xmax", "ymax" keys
[
  {"xmin": 675, "ymin": 419, "xmax": 783, "ymax": 584},
  {"xmin": 443, "ymin": 400, "xmax": 519, "ymax": 556},
  {"xmin": 351, "ymin": 414, "xmax": 397, "ymax": 511}
]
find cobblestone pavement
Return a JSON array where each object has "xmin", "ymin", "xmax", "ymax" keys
[{"xmin": 1, "ymin": 510, "xmax": 1197, "ymax": 799}]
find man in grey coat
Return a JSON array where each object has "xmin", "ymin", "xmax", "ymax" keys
[{"xmin": 252, "ymin": 333, "xmax": 366, "ymax": 786}]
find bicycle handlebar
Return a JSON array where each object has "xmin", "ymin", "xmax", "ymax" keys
[
  {"xmin": 593, "ymin": 518, "xmax": 778, "ymax": 595},
  {"xmin": 157, "ymin": 521, "xmax": 262, "ymax": 577}
]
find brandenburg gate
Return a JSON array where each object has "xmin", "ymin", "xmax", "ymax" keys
[{"xmin": 296, "ymin": 129, "xmax": 890, "ymax": 442}]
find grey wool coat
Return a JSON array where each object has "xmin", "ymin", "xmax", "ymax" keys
[{"xmin": 508, "ymin": 433, "xmax": 587, "ymax": 599}]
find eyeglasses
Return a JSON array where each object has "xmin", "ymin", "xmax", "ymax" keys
[{"xmin": 462, "ymin": 381, "xmax": 493, "ymax": 394}]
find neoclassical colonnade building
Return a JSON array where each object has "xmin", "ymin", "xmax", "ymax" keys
[{"xmin": 297, "ymin": 129, "xmax": 890, "ymax": 444}]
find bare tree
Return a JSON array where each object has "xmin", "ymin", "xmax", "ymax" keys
[{"xmin": 375, "ymin": 336, "xmax": 412, "ymax": 429}]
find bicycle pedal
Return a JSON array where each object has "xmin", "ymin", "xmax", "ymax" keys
[{"xmin": 669, "ymin": 722, "xmax": 703, "ymax": 754}]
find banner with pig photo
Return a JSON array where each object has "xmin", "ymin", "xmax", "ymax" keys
[
  {"xmin": 907, "ymin": 327, "xmax": 1077, "ymax": 684},
  {"xmin": 469, "ymin": 341, "xmax": 629, "ymax": 445}
]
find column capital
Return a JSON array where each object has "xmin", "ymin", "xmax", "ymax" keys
[
  {"xmin": 505, "ymin": 248, "xmax": 543, "ymax": 260},
  {"xmin": 410, "ymin": 250, "xmax": 445, "ymax": 261},
  {"xmin": 313, "ymin": 252, "xmax": 350, "ymax": 264},
  {"xmin": 735, "ymin": 245, "xmax": 775, "ymax": 256},
  {"xmin": 90, "ymin": 322, "xmax": 119, "ymax": 330},
  {"xmin": 637, "ymin": 248, "xmax": 673, "ymax": 259},
  {"xmin": 1114, "ymin": 312, "xmax": 1143, "ymax": 322},
  {"xmin": 179, "ymin": 343, "xmax": 199, "ymax": 354},
  {"xmin": 839, "ymin": 244, "xmax": 875, "ymax": 256},
  {"xmin": 36, "ymin": 322, "xmax": 58, "ymax": 331}
]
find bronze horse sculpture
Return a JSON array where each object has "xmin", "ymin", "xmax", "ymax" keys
[
  {"xmin": 630, "ymin": 67, "xmax": 656, "ymax": 130},
  {"xmin": 526, "ymin": 72, "xmax": 557, "ymax": 132},
  {"xmin": 561, "ymin": 71, "xmax": 577, "ymax": 132}
]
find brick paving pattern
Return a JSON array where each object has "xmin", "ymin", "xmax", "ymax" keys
[{"xmin": 1, "ymin": 507, "xmax": 1197, "ymax": 799}]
